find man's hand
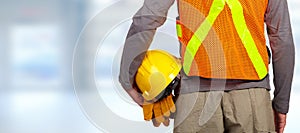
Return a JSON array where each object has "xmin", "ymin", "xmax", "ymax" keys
[
  {"xmin": 125, "ymin": 85, "xmax": 176, "ymax": 127},
  {"xmin": 274, "ymin": 110, "xmax": 287, "ymax": 133},
  {"xmin": 125, "ymin": 87, "xmax": 144, "ymax": 107}
]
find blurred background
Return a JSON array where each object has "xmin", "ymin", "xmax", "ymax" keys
[{"xmin": 0, "ymin": 0, "xmax": 299, "ymax": 132}]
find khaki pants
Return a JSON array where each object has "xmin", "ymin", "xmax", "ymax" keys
[{"xmin": 174, "ymin": 88, "xmax": 275, "ymax": 133}]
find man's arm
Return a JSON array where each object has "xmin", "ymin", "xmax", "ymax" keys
[
  {"xmin": 265, "ymin": 0, "xmax": 295, "ymax": 115},
  {"xmin": 119, "ymin": 0, "xmax": 175, "ymax": 91},
  {"xmin": 265, "ymin": 0, "xmax": 295, "ymax": 132}
]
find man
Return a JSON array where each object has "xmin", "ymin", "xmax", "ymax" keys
[{"xmin": 119, "ymin": 0, "xmax": 295, "ymax": 132}]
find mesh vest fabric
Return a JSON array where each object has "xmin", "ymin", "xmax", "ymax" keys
[{"xmin": 177, "ymin": 0, "xmax": 269, "ymax": 80}]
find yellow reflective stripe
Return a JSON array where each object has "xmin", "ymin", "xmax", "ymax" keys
[
  {"xmin": 183, "ymin": 0, "xmax": 226, "ymax": 74},
  {"xmin": 176, "ymin": 24, "xmax": 182, "ymax": 38},
  {"xmin": 226, "ymin": 0, "xmax": 267, "ymax": 79}
]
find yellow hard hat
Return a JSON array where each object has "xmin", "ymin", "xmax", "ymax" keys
[{"xmin": 135, "ymin": 50, "xmax": 182, "ymax": 101}]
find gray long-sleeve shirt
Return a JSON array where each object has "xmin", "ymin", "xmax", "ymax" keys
[{"xmin": 119, "ymin": 0, "xmax": 295, "ymax": 114}]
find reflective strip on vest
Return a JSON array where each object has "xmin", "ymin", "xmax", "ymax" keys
[
  {"xmin": 176, "ymin": 23, "xmax": 183, "ymax": 38},
  {"xmin": 181, "ymin": 0, "xmax": 268, "ymax": 79}
]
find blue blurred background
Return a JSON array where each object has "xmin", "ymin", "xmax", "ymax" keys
[{"xmin": 0, "ymin": 0, "xmax": 299, "ymax": 132}]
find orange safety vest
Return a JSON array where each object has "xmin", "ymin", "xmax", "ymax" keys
[{"xmin": 176, "ymin": 0, "xmax": 269, "ymax": 80}]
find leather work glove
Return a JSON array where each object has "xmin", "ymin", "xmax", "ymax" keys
[{"xmin": 142, "ymin": 94, "xmax": 176, "ymax": 127}]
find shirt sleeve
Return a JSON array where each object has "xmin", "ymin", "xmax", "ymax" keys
[
  {"xmin": 119, "ymin": 0, "xmax": 175, "ymax": 90},
  {"xmin": 264, "ymin": 0, "xmax": 295, "ymax": 114}
]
